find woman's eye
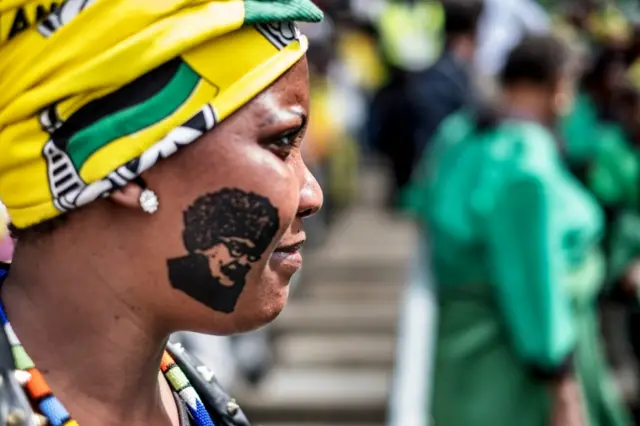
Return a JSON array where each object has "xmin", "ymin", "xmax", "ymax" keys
[
  {"xmin": 268, "ymin": 133, "xmax": 297, "ymax": 159},
  {"xmin": 265, "ymin": 123, "xmax": 305, "ymax": 160}
]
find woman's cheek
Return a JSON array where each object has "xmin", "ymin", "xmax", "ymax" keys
[{"xmin": 247, "ymin": 158, "xmax": 300, "ymax": 231}]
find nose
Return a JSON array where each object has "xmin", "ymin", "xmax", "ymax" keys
[{"xmin": 297, "ymin": 166, "xmax": 323, "ymax": 219}]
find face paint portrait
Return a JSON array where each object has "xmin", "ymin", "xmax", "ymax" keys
[{"xmin": 167, "ymin": 189, "xmax": 280, "ymax": 314}]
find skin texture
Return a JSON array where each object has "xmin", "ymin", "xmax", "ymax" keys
[
  {"xmin": 1, "ymin": 57, "xmax": 322, "ymax": 426},
  {"xmin": 502, "ymin": 71, "xmax": 576, "ymax": 128}
]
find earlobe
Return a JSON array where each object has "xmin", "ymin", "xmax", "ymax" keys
[
  {"xmin": 110, "ymin": 181, "xmax": 160, "ymax": 214},
  {"xmin": 110, "ymin": 177, "xmax": 159, "ymax": 214},
  {"xmin": 109, "ymin": 183, "xmax": 145, "ymax": 210}
]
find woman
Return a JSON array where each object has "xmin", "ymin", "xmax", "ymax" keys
[
  {"xmin": 407, "ymin": 35, "xmax": 630, "ymax": 426},
  {"xmin": 0, "ymin": 1, "xmax": 323, "ymax": 425},
  {"xmin": 588, "ymin": 83, "xmax": 640, "ymax": 419},
  {"xmin": 588, "ymin": 83, "xmax": 640, "ymax": 285}
]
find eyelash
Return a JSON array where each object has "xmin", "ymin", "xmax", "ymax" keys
[{"xmin": 267, "ymin": 127, "xmax": 304, "ymax": 160}]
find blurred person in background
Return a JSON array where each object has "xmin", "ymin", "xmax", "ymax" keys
[
  {"xmin": 377, "ymin": 0, "xmax": 445, "ymax": 74},
  {"xmin": 406, "ymin": 35, "xmax": 631, "ymax": 426},
  {"xmin": 410, "ymin": 0, "xmax": 484, "ymax": 177},
  {"xmin": 474, "ymin": 0, "xmax": 549, "ymax": 78},
  {"xmin": 366, "ymin": 0, "xmax": 444, "ymax": 209},
  {"xmin": 331, "ymin": 11, "xmax": 387, "ymax": 153},
  {"xmin": 0, "ymin": 1, "xmax": 324, "ymax": 425},
  {"xmin": 589, "ymin": 81, "xmax": 640, "ymax": 295},
  {"xmin": 586, "ymin": 80, "xmax": 640, "ymax": 419},
  {"xmin": 303, "ymin": 17, "xmax": 359, "ymax": 225},
  {"xmin": 558, "ymin": 25, "xmax": 638, "ymax": 377},
  {"xmin": 367, "ymin": 0, "xmax": 445, "ymax": 209},
  {"xmin": 563, "ymin": 44, "xmax": 629, "ymax": 185},
  {"xmin": 551, "ymin": 0, "xmax": 602, "ymax": 70}
]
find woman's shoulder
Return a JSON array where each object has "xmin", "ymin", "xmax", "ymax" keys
[
  {"xmin": 490, "ymin": 120, "xmax": 560, "ymax": 176},
  {"xmin": 0, "ymin": 289, "xmax": 44, "ymax": 426}
]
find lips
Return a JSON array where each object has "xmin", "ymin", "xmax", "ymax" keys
[
  {"xmin": 274, "ymin": 239, "xmax": 305, "ymax": 254},
  {"xmin": 271, "ymin": 238, "xmax": 306, "ymax": 277}
]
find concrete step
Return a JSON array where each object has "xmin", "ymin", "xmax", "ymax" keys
[
  {"xmin": 276, "ymin": 333, "xmax": 396, "ymax": 368},
  {"xmin": 261, "ymin": 424, "xmax": 381, "ymax": 426},
  {"xmin": 273, "ymin": 301, "xmax": 399, "ymax": 335},
  {"xmin": 301, "ymin": 281, "xmax": 402, "ymax": 302},
  {"xmin": 236, "ymin": 367, "xmax": 389, "ymax": 424},
  {"xmin": 309, "ymin": 209, "xmax": 416, "ymax": 261},
  {"xmin": 301, "ymin": 261, "xmax": 409, "ymax": 287}
]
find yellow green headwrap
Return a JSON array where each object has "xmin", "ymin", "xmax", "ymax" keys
[{"xmin": 0, "ymin": 0, "xmax": 322, "ymax": 229}]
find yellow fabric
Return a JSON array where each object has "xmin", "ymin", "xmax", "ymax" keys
[
  {"xmin": 0, "ymin": 0, "xmax": 320, "ymax": 228},
  {"xmin": 629, "ymin": 60, "xmax": 640, "ymax": 90},
  {"xmin": 337, "ymin": 29, "xmax": 386, "ymax": 91},
  {"xmin": 304, "ymin": 78, "xmax": 337, "ymax": 164},
  {"xmin": 588, "ymin": 7, "xmax": 631, "ymax": 43},
  {"xmin": 378, "ymin": 0, "xmax": 444, "ymax": 71}
]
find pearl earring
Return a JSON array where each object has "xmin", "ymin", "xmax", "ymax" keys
[{"xmin": 139, "ymin": 189, "xmax": 159, "ymax": 214}]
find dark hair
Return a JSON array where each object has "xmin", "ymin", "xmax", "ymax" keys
[
  {"xmin": 443, "ymin": 0, "xmax": 484, "ymax": 39},
  {"xmin": 615, "ymin": 83, "xmax": 640, "ymax": 110},
  {"xmin": 613, "ymin": 81, "xmax": 640, "ymax": 137},
  {"xmin": 499, "ymin": 35, "xmax": 571, "ymax": 88},
  {"xmin": 182, "ymin": 189, "xmax": 280, "ymax": 260},
  {"xmin": 473, "ymin": 99, "xmax": 504, "ymax": 131},
  {"xmin": 583, "ymin": 44, "xmax": 627, "ymax": 90},
  {"xmin": 8, "ymin": 216, "xmax": 67, "ymax": 242}
]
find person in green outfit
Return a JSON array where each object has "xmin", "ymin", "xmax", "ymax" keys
[
  {"xmin": 587, "ymin": 82, "xmax": 640, "ymax": 421},
  {"xmin": 562, "ymin": 44, "xmax": 629, "ymax": 184},
  {"xmin": 407, "ymin": 35, "xmax": 630, "ymax": 426}
]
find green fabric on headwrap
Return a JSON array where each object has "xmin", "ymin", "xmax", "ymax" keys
[{"xmin": 245, "ymin": 0, "xmax": 324, "ymax": 24}]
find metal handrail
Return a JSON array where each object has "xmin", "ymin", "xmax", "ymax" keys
[{"xmin": 388, "ymin": 237, "xmax": 437, "ymax": 426}]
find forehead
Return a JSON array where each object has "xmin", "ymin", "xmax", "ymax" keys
[{"xmin": 251, "ymin": 57, "xmax": 309, "ymax": 117}]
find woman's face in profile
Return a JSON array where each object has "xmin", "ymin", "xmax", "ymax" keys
[{"xmin": 124, "ymin": 57, "xmax": 323, "ymax": 334}]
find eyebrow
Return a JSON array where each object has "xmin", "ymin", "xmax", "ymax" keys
[{"xmin": 259, "ymin": 108, "xmax": 306, "ymax": 129}]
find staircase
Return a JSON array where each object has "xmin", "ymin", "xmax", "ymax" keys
[{"xmin": 235, "ymin": 166, "xmax": 416, "ymax": 426}]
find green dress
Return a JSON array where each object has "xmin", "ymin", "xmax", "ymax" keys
[{"xmin": 406, "ymin": 112, "xmax": 630, "ymax": 426}]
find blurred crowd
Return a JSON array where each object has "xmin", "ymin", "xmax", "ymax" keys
[
  {"xmin": 6, "ymin": 0, "xmax": 640, "ymax": 425},
  {"xmin": 392, "ymin": 0, "xmax": 640, "ymax": 425},
  {"xmin": 303, "ymin": 0, "xmax": 640, "ymax": 425}
]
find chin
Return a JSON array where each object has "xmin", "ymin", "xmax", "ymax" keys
[{"xmin": 236, "ymin": 283, "xmax": 290, "ymax": 333}]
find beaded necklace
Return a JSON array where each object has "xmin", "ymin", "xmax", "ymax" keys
[{"xmin": 0, "ymin": 268, "xmax": 216, "ymax": 426}]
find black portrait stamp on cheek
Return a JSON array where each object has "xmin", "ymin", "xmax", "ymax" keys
[{"xmin": 167, "ymin": 188, "xmax": 280, "ymax": 314}]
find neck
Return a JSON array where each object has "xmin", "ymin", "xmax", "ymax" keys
[
  {"xmin": 502, "ymin": 88, "xmax": 554, "ymax": 127},
  {"xmin": 446, "ymin": 37, "xmax": 474, "ymax": 65},
  {"xmin": 1, "ymin": 247, "xmax": 177, "ymax": 426}
]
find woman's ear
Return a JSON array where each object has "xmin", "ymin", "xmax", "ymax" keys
[{"xmin": 109, "ymin": 183, "xmax": 144, "ymax": 210}]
